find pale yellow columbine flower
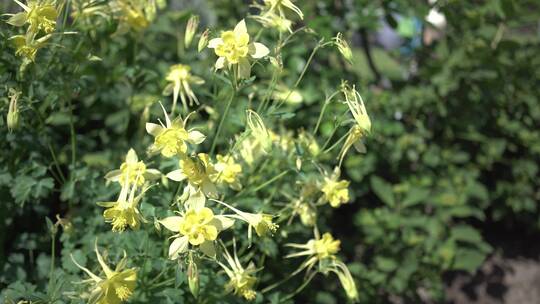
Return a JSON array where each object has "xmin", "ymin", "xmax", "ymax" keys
[
  {"xmin": 163, "ymin": 64, "xmax": 205, "ymax": 112},
  {"xmin": 146, "ymin": 104, "xmax": 206, "ymax": 158},
  {"xmin": 213, "ymin": 199, "xmax": 278, "ymax": 243},
  {"xmin": 246, "ymin": 109, "xmax": 272, "ymax": 153},
  {"xmin": 211, "ymin": 154, "xmax": 243, "ymax": 190},
  {"xmin": 7, "ymin": 89, "xmax": 21, "ymax": 132},
  {"xmin": 321, "ymin": 169, "xmax": 350, "ymax": 208},
  {"xmin": 9, "ymin": 33, "xmax": 51, "ymax": 61},
  {"xmin": 286, "ymin": 232, "xmax": 358, "ymax": 302},
  {"xmin": 262, "ymin": 0, "xmax": 304, "ymax": 20},
  {"xmin": 338, "ymin": 84, "xmax": 371, "ymax": 166},
  {"xmin": 218, "ymin": 242, "xmax": 259, "ymax": 301},
  {"xmin": 252, "ymin": 12, "xmax": 293, "ymax": 33},
  {"xmin": 167, "ymin": 153, "xmax": 218, "ymax": 197},
  {"xmin": 159, "ymin": 191, "xmax": 234, "ymax": 259},
  {"xmin": 104, "ymin": 148, "xmax": 161, "ymax": 187},
  {"xmin": 111, "ymin": 0, "xmax": 155, "ymax": 34},
  {"xmin": 208, "ymin": 19, "xmax": 269, "ymax": 79},
  {"xmin": 329, "ymin": 260, "xmax": 359, "ymax": 302},
  {"xmin": 7, "ymin": 0, "xmax": 58, "ymax": 34},
  {"xmin": 71, "ymin": 241, "xmax": 137, "ymax": 304},
  {"xmin": 97, "ymin": 183, "xmax": 149, "ymax": 232},
  {"xmin": 285, "ymin": 232, "xmax": 341, "ymax": 271}
]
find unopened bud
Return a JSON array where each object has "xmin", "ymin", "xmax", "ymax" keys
[
  {"xmin": 198, "ymin": 29, "xmax": 209, "ymax": 52},
  {"xmin": 7, "ymin": 89, "xmax": 21, "ymax": 132},
  {"xmin": 187, "ymin": 257, "xmax": 199, "ymax": 298},
  {"xmin": 185, "ymin": 15, "xmax": 199, "ymax": 48},
  {"xmin": 334, "ymin": 33, "xmax": 353, "ymax": 64}
]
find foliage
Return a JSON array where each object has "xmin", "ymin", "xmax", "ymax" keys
[{"xmin": 1, "ymin": 0, "xmax": 539, "ymax": 303}]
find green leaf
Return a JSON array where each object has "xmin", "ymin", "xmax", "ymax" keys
[
  {"xmin": 370, "ymin": 176, "xmax": 395, "ymax": 207},
  {"xmin": 402, "ymin": 187, "xmax": 430, "ymax": 208},
  {"xmin": 452, "ymin": 248, "xmax": 487, "ymax": 273}
]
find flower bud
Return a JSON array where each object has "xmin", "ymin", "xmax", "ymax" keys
[
  {"xmin": 185, "ymin": 15, "xmax": 199, "ymax": 48},
  {"xmin": 7, "ymin": 89, "xmax": 21, "ymax": 132},
  {"xmin": 197, "ymin": 29, "xmax": 209, "ymax": 52},
  {"xmin": 334, "ymin": 33, "xmax": 353, "ymax": 64},
  {"xmin": 188, "ymin": 257, "xmax": 199, "ymax": 298}
]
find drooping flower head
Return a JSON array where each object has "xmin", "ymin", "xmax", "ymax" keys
[
  {"xmin": 337, "ymin": 83, "xmax": 371, "ymax": 166},
  {"xmin": 213, "ymin": 199, "xmax": 278, "ymax": 243},
  {"xmin": 146, "ymin": 103, "xmax": 206, "ymax": 158},
  {"xmin": 98, "ymin": 183, "xmax": 150, "ymax": 232},
  {"xmin": 285, "ymin": 232, "xmax": 341, "ymax": 272},
  {"xmin": 71, "ymin": 241, "xmax": 137, "ymax": 304},
  {"xmin": 164, "ymin": 64, "xmax": 205, "ymax": 112},
  {"xmin": 9, "ymin": 33, "xmax": 51, "ymax": 61},
  {"xmin": 218, "ymin": 242, "xmax": 259, "ymax": 301},
  {"xmin": 111, "ymin": 0, "xmax": 156, "ymax": 34},
  {"xmin": 208, "ymin": 20, "xmax": 269, "ymax": 79}
]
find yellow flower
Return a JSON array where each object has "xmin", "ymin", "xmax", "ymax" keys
[
  {"xmin": 164, "ymin": 64, "xmax": 205, "ymax": 112},
  {"xmin": 98, "ymin": 183, "xmax": 149, "ymax": 232},
  {"xmin": 213, "ymin": 199, "xmax": 278, "ymax": 243},
  {"xmin": 111, "ymin": 0, "xmax": 155, "ymax": 34},
  {"xmin": 146, "ymin": 104, "xmax": 206, "ymax": 158},
  {"xmin": 285, "ymin": 232, "xmax": 340, "ymax": 271},
  {"xmin": 321, "ymin": 169, "xmax": 350, "ymax": 208},
  {"xmin": 218, "ymin": 242, "xmax": 258, "ymax": 301},
  {"xmin": 262, "ymin": 0, "xmax": 304, "ymax": 20},
  {"xmin": 71, "ymin": 241, "xmax": 137, "ymax": 304},
  {"xmin": 313, "ymin": 233, "xmax": 341, "ymax": 259},
  {"xmin": 334, "ymin": 32, "xmax": 353, "ymax": 64},
  {"xmin": 338, "ymin": 83, "xmax": 370, "ymax": 166},
  {"xmin": 9, "ymin": 33, "xmax": 51, "ymax": 61},
  {"xmin": 252, "ymin": 12, "xmax": 293, "ymax": 33},
  {"xmin": 104, "ymin": 148, "xmax": 161, "ymax": 187},
  {"xmin": 160, "ymin": 192, "xmax": 234, "ymax": 259},
  {"xmin": 208, "ymin": 19, "xmax": 269, "ymax": 79},
  {"xmin": 7, "ymin": 89, "xmax": 21, "ymax": 132},
  {"xmin": 211, "ymin": 154, "xmax": 242, "ymax": 190},
  {"xmin": 166, "ymin": 153, "xmax": 217, "ymax": 197},
  {"xmin": 7, "ymin": 0, "xmax": 58, "ymax": 34},
  {"xmin": 329, "ymin": 260, "xmax": 359, "ymax": 302}
]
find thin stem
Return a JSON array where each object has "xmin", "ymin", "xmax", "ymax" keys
[
  {"xmin": 210, "ymin": 87, "xmax": 235, "ymax": 155},
  {"xmin": 281, "ymin": 271, "xmax": 317, "ymax": 301},
  {"xmin": 250, "ymin": 169, "xmax": 290, "ymax": 194},
  {"xmin": 313, "ymin": 90, "xmax": 340, "ymax": 135},
  {"xmin": 68, "ymin": 98, "xmax": 76, "ymax": 172}
]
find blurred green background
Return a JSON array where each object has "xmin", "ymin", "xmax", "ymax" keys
[{"xmin": 1, "ymin": 0, "xmax": 540, "ymax": 303}]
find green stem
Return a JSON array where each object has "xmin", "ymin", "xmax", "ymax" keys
[
  {"xmin": 323, "ymin": 131, "xmax": 349, "ymax": 155},
  {"xmin": 68, "ymin": 99, "xmax": 76, "ymax": 172},
  {"xmin": 313, "ymin": 90, "xmax": 341, "ymax": 135},
  {"xmin": 210, "ymin": 87, "xmax": 235, "ymax": 155},
  {"xmin": 282, "ymin": 271, "xmax": 317, "ymax": 301},
  {"xmin": 250, "ymin": 169, "xmax": 290, "ymax": 194}
]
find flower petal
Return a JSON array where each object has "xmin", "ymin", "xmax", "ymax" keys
[
  {"xmin": 167, "ymin": 169, "xmax": 186, "ymax": 181},
  {"xmin": 146, "ymin": 123, "xmax": 163, "ymax": 137},
  {"xmin": 188, "ymin": 130, "xmax": 206, "ymax": 144},
  {"xmin": 215, "ymin": 57, "xmax": 225, "ymax": 70},
  {"xmin": 207, "ymin": 38, "xmax": 223, "ymax": 48},
  {"xmin": 250, "ymin": 42, "xmax": 269, "ymax": 58},
  {"xmin": 169, "ymin": 236, "xmax": 189, "ymax": 259},
  {"xmin": 234, "ymin": 19, "xmax": 247, "ymax": 36},
  {"xmin": 159, "ymin": 216, "xmax": 182, "ymax": 232}
]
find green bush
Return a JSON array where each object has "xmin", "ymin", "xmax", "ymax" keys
[{"xmin": 1, "ymin": 0, "xmax": 539, "ymax": 303}]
